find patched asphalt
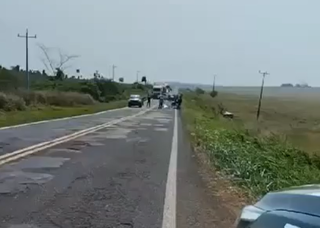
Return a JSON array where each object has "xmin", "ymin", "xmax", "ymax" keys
[{"xmin": 0, "ymin": 103, "xmax": 222, "ymax": 228}]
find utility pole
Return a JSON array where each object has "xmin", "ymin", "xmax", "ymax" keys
[
  {"xmin": 213, "ymin": 74, "xmax": 217, "ymax": 91},
  {"xmin": 136, "ymin": 70, "xmax": 140, "ymax": 82},
  {"xmin": 112, "ymin": 65, "xmax": 116, "ymax": 81},
  {"xmin": 257, "ymin": 70, "xmax": 269, "ymax": 120},
  {"xmin": 18, "ymin": 29, "xmax": 37, "ymax": 91}
]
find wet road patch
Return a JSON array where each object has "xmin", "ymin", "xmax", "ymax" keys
[{"xmin": 154, "ymin": 127, "xmax": 169, "ymax": 132}]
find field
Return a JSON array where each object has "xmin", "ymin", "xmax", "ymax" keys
[
  {"xmin": 215, "ymin": 87, "xmax": 320, "ymax": 154},
  {"xmin": 182, "ymin": 88, "xmax": 320, "ymax": 200}
]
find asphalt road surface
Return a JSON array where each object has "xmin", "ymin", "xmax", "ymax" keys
[{"xmin": 0, "ymin": 103, "xmax": 220, "ymax": 228}]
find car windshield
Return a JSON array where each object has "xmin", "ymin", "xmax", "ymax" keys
[{"xmin": 130, "ymin": 95, "xmax": 140, "ymax": 99}]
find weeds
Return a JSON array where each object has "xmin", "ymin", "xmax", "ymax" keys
[
  {"xmin": 0, "ymin": 91, "xmax": 96, "ymax": 111},
  {"xmin": 182, "ymin": 92, "xmax": 320, "ymax": 199}
]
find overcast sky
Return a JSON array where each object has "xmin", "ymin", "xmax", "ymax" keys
[{"xmin": 1, "ymin": 0, "xmax": 320, "ymax": 86}]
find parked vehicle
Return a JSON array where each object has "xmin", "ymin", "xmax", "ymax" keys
[
  {"xmin": 152, "ymin": 84, "xmax": 165, "ymax": 99},
  {"xmin": 235, "ymin": 184, "xmax": 320, "ymax": 228},
  {"xmin": 128, "ymin": 94, "xmax": 143, "ymax": 108}
]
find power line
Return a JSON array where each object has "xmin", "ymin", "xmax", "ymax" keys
[
  {"xmin": 18, "ymin": 29, "xmax": 37, "ymax": 91},
  {"xmin": 256, "ymin": 70, "xmax": 269, "ymax": 120}
]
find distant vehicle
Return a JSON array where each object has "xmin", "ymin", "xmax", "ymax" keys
[
  {"xmin": 128, "ymin": 94, "xmax": 143, "ymax": 108},
  {"xmin": 235, "ymin": 184, "xmax": 320, "ymax": 228},
  {"xmin": 152, "ymin": 85, "xmax": 164, "ymax": 99}
]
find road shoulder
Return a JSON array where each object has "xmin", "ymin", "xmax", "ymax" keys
[{"xmin": 177, "ymin": 112, "xmax": 246, "ymax": 228}]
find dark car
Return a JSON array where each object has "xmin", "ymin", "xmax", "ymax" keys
[
  {"xmin": 128, "ymin": 94, "xmax": 143, "ymax": 108},
  {"xmin": 235, "ymin": 184, "xmax": 320, "ymax": 228}
]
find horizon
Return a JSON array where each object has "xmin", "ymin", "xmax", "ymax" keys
[{"xmin": 2, "ymin": 0, "xmax": 320, "ymax": 86}]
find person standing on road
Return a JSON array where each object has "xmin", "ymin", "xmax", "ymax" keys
[
  {"xmin": 158, "ymin": 94, "xmax": 164, "ymax": 108},
  {"xmin": 147, "ymin": 94, "xmax": 151, "ymax": 107},
  {"xmin": 177, "ymin": 93, "xmax": 183, "ymax": 109}
]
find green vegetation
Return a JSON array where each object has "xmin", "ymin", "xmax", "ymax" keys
[
  {"xmin": 0, "ymin": 65, "xmax": 150, "ymax": 125},
  {"xmin": 0, "ymin": 101, "xmax": 126, "ymax": 127},
  {"xmin": 182, "ymin": 92, "xmax": 320, "ymax": 199}
]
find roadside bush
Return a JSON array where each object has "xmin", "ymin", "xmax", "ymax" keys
[
  {"xmin": 195, "ymin": 87, "xmax": 205, "ymax": 94},
  {"xmin": 16, "ymin": 90, "xmax": 47, "ymax": 106},
  {"xmin": 0, "ymin": 92, "xmax": 26, "ymax": 111},
  {"xmin": 45, "ymin": 91, "xmax": 95, "ymax": 106},
  {"xmin": 210, "ymin": 90, "xmax": 218, "ymax": 98}
]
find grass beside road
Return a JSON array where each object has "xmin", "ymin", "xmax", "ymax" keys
[
  {"xmin": 0, "ymin": 100, "xmax": 127, "ymax": 128},
  {"xmin": 182, "ymin": 92, "xmax": 320, "ymax": 199},
  {"xmin": 213, "ymin": 93, "xmax": 320, "ymax": 154}
]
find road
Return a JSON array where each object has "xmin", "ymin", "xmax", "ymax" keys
[{"xmin": 0, "ymin": 104, "xmax": 226, "ymax": 228}]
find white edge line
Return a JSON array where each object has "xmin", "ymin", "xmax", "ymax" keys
[
  {"xmin": 0, "ymin": 106, "xmax": 156, "ymax": 166},
  {"xmin": 162, "ymin": 109, "xmax": 177, "ymax": 228},
  {"xmin": 0, "ymin": 106, "xmax": 129, "ymax": 131}
]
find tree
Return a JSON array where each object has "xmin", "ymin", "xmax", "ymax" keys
[
  {"xmin": 11, "ymin": 65, "xmax": 20, "ymax": 71},
  {"xmin": 119, "ymin": 77, "xmax": 124, "ymax": 82},
  {"xmin": 38, "ymin": 43, "xmax": 79, "ymax": 80},
  {"xmin": 55, "ymin": 68, "xmax": 64, "ymax": 81},
  {"xmin": 42, "ymin": 69, "xmax": 47, "ymax": 76},
  {"xmin": 210, "ymin": 90, "xmax": 218, "ymax": 98},
  {"xmin": 93, "ymin": 70, "xmax": 101, "ymax": 79},
  {"xmin": 141, "ymin": 76, "xmax": 147, "ymax": 84},
  {"xmin": 195, "ymin": 87, "xmax": 205, "ymax": 94}
]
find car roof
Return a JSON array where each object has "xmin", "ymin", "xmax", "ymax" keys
[{"xmin": 255, "ymin": 184, "xmax": 320, "ymax": 217}]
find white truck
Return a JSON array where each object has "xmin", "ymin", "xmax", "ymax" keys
[{"xmin": 152, "ymin": 84, "xmax": 166, "ymax": 99}]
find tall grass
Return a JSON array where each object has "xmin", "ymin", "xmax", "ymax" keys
[
  {"xmin": 182, "ymin": 92, "xmax": 320, "ymax": 199},
  {"xmin": 0, "ymin": 91, "xmax": 96, "ymax": 111}
]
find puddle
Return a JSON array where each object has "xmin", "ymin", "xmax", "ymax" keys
[
  {"xmin": 156, "ymin": 118, "xmax": 172, "ymax": 124},
  {"xmin": 126, "ymin": 137, "xmax": 149, "ymax": 143},
  {"xmin": 104, "ymin": 128, "xmax": 132, "ymax": 139},
  {"xmin": 139, "ymin": 123, "xmax": 152, "ymax": 126},
  {"xmin": 88, "ymin": 142, "xmax": 105, "ymax": 146},
  {"xmin": 116, "ymin": 122, "xmax": 139, "ymax": 127},
  {"xmin": 154, "ymin": 127, "xmax": 168, "ymax": 132}
]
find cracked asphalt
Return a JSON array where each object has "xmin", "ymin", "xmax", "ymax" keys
[{"xmin": 0, "ymin": 104, "xmax": 222, "ymax": 228}]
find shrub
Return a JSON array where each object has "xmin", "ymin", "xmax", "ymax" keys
[
  {"xmin": 0, "ymin": 92, "xmax": 26, "ymax": 111},
  {"xmin": 195, "ymin": 87, "xmax": 205, "ymax": 94},
  {"xmin": 45, "ymin": 91, "xmax": 95, "ymax": 106},
  {"xmin": 16, "ymin": 90, "xmax": 47, "ymax": 105},
  {"xmin": 210, "ymin": 90, "xmax": 218, "ymax": 98}
]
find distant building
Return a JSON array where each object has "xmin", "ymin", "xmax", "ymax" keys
[
  {"xmin": 281, "ymin": 83, "xmax": 293, "ymax": 87},
  {"xmin": 280, "ymin": 83, "xmax": 311, "ymax": 88},
  {"xmin": 295, "ymin": 83, "xmax": 311, "ymax": 88}
]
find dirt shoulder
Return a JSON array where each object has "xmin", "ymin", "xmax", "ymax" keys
[{"xmin": 177, "ymin": 111, "xmax": 249, "ymax": 228}]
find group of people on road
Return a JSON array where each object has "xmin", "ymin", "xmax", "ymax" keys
[
  {"xmin": 145, "ymin": 93, "xmax": 182, "ymax": 109},
  {"xmin": 172, "ymin": 94, "xmax": 183, "ymax": 109}
]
